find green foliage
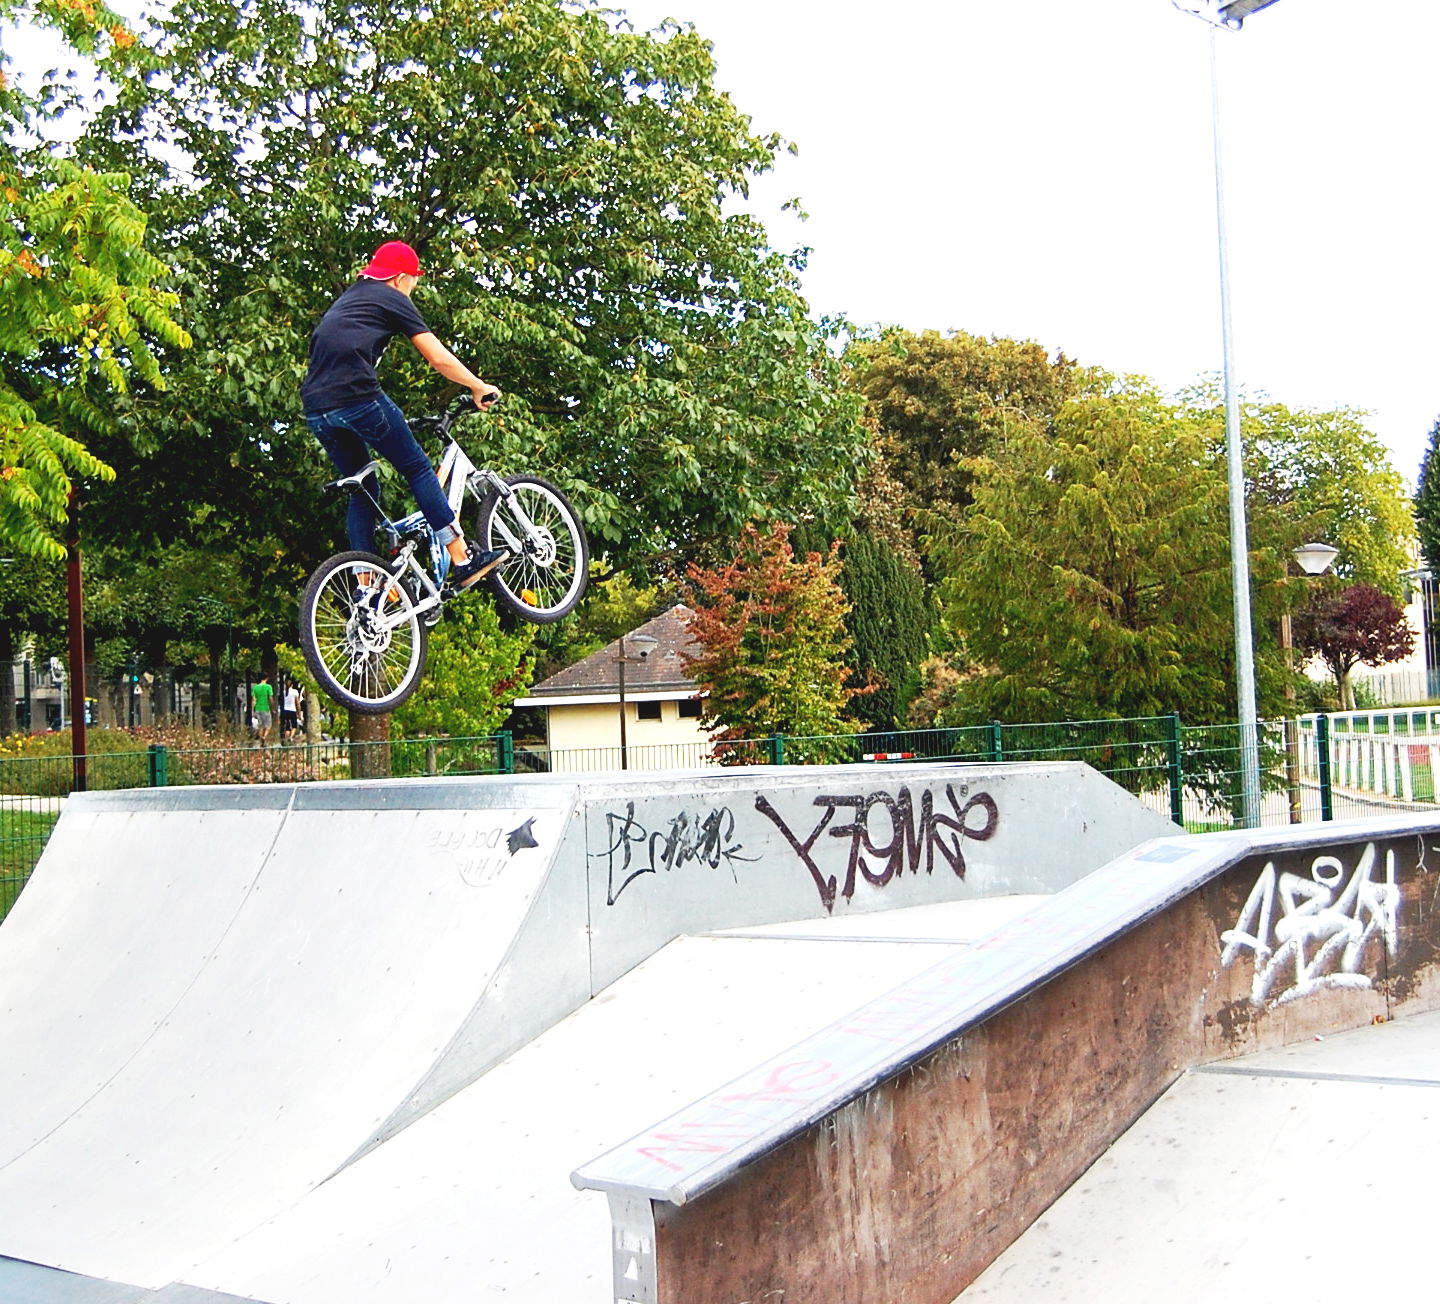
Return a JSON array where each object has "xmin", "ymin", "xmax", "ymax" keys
[
  {"xmin": 846, "ymin": 327, "xmax": 1078, "ymax": 527},
  {"xmin": 71, "ymin": 0, "xmax": 868, "ymax": 584},
  {"xmin": 684, "ymin": 522, "xmax": 858, "ymax": 758},
  {"xmin": 0, "ymin": 3, "xmax": 189, "ymax": 558},
  {"xmin": 1178, "ymin": 382, "xmax": 1414, "ymax": 597},
  {"xmin": 932, "ymin": 376, "xmax": 1279, "ymax": 725},
  {"xmin": 392, "ymin": 596, "xmax": 534, "ymax": 738},
  {"xmin": 838, "ymin": 531, "xmax": 931, "ymax": 731}
]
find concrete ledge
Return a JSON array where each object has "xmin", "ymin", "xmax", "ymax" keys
[{"xmin": 574, "ymin": 814, "xmax": 1440, "ymax": 1302}]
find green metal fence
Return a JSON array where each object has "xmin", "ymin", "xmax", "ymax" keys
[{"xmin": 3, "ymin": 711, "xmax": 1434, "ymax": 921}]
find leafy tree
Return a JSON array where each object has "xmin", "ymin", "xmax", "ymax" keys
[
  {"xmin": 1415, "ymin": 415, "xmax": 1440, "ymax": 576},
  {"xmin": 931, "ymin": 376, "xmax": 1288, "ymax": 725},
  {"xmin": 0, "ymin": 0, "xmax": 189, "ymax": 558},
  {"xmin": 393, "ymin": 598, "xmax": 535, "ymax": 738},
  {"xmin": 1293, "ymin": 583, "xmax": 1415, "ymax": 710},
  {"xmin": 846, "ymin": 328, "xmax": 1078, "ymax": 534},
  {"xmin": 1178, "ymin": 383, "xmax": 1414, "ymax": 596},
  {"xmin": 72, "ymin": 0, "xmax": 867, "ymax": 588},
  {"xmin": 684, "ymin": 522, "xmax": 859, "ymax": 757},
  {"xmin": 82, "ymin": 543, "xmax": 245, "ymax": 715}
]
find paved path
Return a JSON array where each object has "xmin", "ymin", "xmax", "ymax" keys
[{"xmin": 958, "ymin": 1006, "xmax": 1440, "ymax": 1300}]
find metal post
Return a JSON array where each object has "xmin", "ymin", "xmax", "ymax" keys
[
  {"xmin": 65, "ymin": 491, "xmax": 87, "ymax": 792},
  {"xmin": 617, "ymin": 639, "xmax": 629, "ymax": 771},
  {"xmin": 1316, "ymin": 712, "xmax": 1333, "ymax": 821},
  {"xmin": 989, "ymin": 720, "xmax": 1003, "ymax": 764},
  {"xmin": 1210, "ymin": 26, "xmax": 1261, "ymax": 828},
  {"xmin": 146, "ymin": 744, "xmax": 169, "ymax": 787},
  {"xmin": 497, "ymin": 730, "xmax": 514, "ymax": 775},
  {"xmin": 1166, "ymin": 711, "xmax": 1184, "ymax": 827},
  {"xmin": 614, "ymin": 632, "xmax": 657, "ymax": 771},
  {"xmin": 1280, "ymin": 610, "xmax": 1302, "ymax": 822}
]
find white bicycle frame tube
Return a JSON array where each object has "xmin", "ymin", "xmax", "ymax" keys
[{"xmin": 369, "ymin": 435, "xmax": 534, "ymax": 632}]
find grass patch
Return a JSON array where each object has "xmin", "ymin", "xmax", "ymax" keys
[{"xmin": 0, "ymin": 806, "xmax": 60, "ymax": 923}]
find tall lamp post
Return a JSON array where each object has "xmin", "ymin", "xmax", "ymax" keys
[
  {"xmin": 1176, "ymin": 0, "xmax": 1287, "ymax": 826},
  {"xmin": 615, "ymin": 631, "xmax": 658, "ymax": 771},
  {"xmin": 1281, "ymin": 541, "xmax": 1338, "ymax": 822}
]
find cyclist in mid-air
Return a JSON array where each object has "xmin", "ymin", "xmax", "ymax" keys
[{"xmin": 302, "ymin": 239, "xmax": 505, "ymax": 590}]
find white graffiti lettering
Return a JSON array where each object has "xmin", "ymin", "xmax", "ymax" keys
[{"xmin": 1220, "ymin": 842, "xmax": 1399, "ymax": 1006}]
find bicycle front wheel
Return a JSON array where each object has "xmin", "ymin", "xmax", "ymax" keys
[
  {"xmin": 299, "ymin": 550, "xmax": 429, "ymax": 714},
  {"xmin": 474, "ymin": 475, "xmax": 589, "ymax": 624}
]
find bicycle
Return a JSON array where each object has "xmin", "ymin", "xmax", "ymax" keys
[{"xmin": 298, "ymin": 394, "xmax": 589, "ymax": 714}]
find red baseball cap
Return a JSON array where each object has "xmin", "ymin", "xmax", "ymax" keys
[{"xmin": 360, "ymin": 240, "xmax": 423, "ymax": 279}]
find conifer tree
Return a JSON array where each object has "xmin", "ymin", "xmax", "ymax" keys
[
  {"xmin": 839, "ymin": 531, "xmax": 930, "ymax": 732},
  {"xmin": 1415, "ymin": 416, "xmax": 1440, "ymax": 575}
]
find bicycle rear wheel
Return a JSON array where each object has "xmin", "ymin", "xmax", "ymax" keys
[
  {"xmin": 474, "ymin": 474, "xmax": 589, "ymax": 624},
  {"xmin": 299, "ymin": 550, "xmax": 429, "ymax": 714}
]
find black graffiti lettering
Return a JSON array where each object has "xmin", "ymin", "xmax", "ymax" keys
[
  {"xmin": 757, "ymin": 784, "xmax": 1001, "ymax": 913},
  {"xmin": 954, "ymin": 787, "xmax": 999, "ymax": 843},
  {"xmin": 600, "ymin": 802, "xmax": 759, "ymax": 905},
  {"xmin": 755, "ymin": 792, "xmax": 842, "ymax": 911},
  {"xmin": 600, "ymin": 802, "xmax": 653, "ymax": 904}
]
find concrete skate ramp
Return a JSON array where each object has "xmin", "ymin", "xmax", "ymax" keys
[
  {"xmin": 0, "ymin": 761, "xmax": 1170, "ymax": 1293},
  {"xmin": 150, "ymin": 898, "xmax": 1052, "ymax": 1304}
]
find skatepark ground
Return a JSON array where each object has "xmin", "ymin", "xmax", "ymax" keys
[{"xmin": 0, "ymin": 763, "xmax": 1434, "ymax": 1302}]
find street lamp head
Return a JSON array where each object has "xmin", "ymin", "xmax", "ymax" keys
[
  {"xmin": 626, "ymin": 632, "xmax": 659, "ymax": 659},
  {"xmin": 1173, "ymin": 0, "xmax": 1282, "ymax": 29},
  {"xmin": 1293, "ymin": 541, "xmax": 1339, "ymax": 576}
]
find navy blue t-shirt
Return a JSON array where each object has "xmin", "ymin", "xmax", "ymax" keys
[{"xmin": 301, "ymin": 279, "xmax": 431, "ymax": 415}]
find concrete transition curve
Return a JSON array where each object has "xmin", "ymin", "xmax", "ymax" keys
[{"xmin": 0, "ymin": 761, "xmax": 1172, "ymax": 1299}]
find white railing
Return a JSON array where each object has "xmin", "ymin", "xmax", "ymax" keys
[{"xmin": 1298, "ymin": 709, "xmax": 1440, "ymax": 805}]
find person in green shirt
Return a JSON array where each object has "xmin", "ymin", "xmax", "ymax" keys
[{"xmin": 251, "ymin": 676, "xmax": 275, "ymax": 747}]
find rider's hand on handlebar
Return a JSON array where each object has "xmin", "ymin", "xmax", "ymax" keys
[{"xmin": 472, "ymin": 383, "xmax": 501, "ymax": 410}]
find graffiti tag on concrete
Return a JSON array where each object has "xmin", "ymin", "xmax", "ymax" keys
[
  {"xmin": 756, "ymin": 784, "xmax": 999, "ymax": 913},
  {"xmin": 1220, "ymin": 842, "xmax": 1399, "ymax": 1006},
  {"xmin": 598, "ymin": 801, "xmax": 760, "ymax": 906}
]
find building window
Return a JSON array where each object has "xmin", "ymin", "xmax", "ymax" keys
[
  {"xmin": 636, "ymin": 700, "xmax": 662, "ymax": 722},
  {"xmin": 677, "ymin": 698, "xmax": 703, "ymax": 719}
]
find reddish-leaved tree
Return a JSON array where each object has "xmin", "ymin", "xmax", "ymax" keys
[
  {"xmin": 683, "ymin": 522, "xmax": 862, "ymax": 761},
  {"xmin": 1293, "ymin": 583, "xmax": 1415, "ymax": 709}
]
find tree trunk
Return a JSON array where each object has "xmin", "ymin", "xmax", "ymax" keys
[
  {"xmin": 0, "ymin": 625, "xmax": 16, "ymax": 737},
  {"xmin": 305, "ymin": 687, "xmax": 323, "ymax": 744},
  {"xmin": 203, "ymin": 627, "xmax": 227, "ymax": 724},
  {"xmin": 349, "ymin": 709, "xmax": 392, "ymax": 779}
]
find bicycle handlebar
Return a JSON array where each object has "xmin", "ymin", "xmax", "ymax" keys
[{"xmin": 431, "ymin": 391, "xmax": 500, "ymax": 436}]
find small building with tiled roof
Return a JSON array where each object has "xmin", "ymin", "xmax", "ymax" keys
[{"xmin": 512, "ymin": 604, "xmax": 710, "ymax": 769}]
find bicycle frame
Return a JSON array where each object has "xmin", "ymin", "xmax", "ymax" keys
[{"xmin": 329, "ymin": 433, "xmax": 546, "ymax": 632}]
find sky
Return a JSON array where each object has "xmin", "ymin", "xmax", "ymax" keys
[
  {"xmin": 612, "ymin": 0, "xmax": 1440, "ymax": 486},
  {"xmin": 5, "ymin": 0, "xmax": 1437, "ymax": 483}
]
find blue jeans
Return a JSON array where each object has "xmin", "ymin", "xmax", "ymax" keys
[{"xmin": 308, "ymin": 394, "xmax": 457, "ymax": 553}]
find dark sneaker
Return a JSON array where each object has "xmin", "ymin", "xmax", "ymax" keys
[{"xmin": 449, "ymin": 548, "xmax": 508, "ymax": 590}]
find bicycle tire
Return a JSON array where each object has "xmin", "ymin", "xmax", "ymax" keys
[
  {"xmin": 299, "ymin": 550, "xmax": 429, "ymax": 714},
  {"xmin": 473, "ymin": 474, "xmax": 589, "ymax": 624}
]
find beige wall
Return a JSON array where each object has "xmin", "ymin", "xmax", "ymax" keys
[{"xmin": 543, "ymin": 697, "xmax": 712, "ymax": 770}]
